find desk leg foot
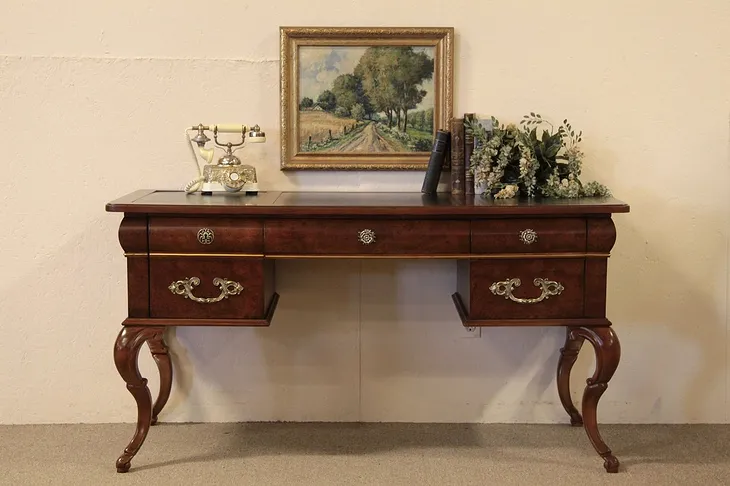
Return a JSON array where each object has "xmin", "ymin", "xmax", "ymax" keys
[
  {"xmin": 570, "ymin": 326, "xmax": 621, "ymax": 473},
  {"xmin": 602, "ymin": 453, "xmax": 620, "ymax": 473},
  {"xmin": 557, "ymin": 328, "xmax": 584, "ymax": 426},
  {"xmin": 114, "ymin": 326, "xmax": 161, "ymax": 473},
  {"xmin": 148, "ymin": 332, "xmax": 173, "ymax": 426}
]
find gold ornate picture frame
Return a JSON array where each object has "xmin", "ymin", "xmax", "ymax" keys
[{"xmin": 280, "ymin": 26, "xmax": 454, "ymax": 170}]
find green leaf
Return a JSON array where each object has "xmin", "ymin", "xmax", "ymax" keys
[{"xmin": 546, "ymin": 145, "xmax": 561, "ymax": 158}]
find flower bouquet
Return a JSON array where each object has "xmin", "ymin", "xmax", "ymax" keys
[{"xmin": 465, "ymin": 113, "xmax": 611, "ymax": 199}]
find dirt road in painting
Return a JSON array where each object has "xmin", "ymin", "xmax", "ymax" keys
[{"xmin": 333, "ymin": 123, "xmax": 406, "ymax": 152}]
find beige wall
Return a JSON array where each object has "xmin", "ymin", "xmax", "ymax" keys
[{"xmin": 1, "ymin": 0, "xmax": 728, "ymax": 424}]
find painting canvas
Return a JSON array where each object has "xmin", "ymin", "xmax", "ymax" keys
[
  {"xmin": 298, "ymin": 46, "xmax": 435, "ymax": 154},
  {"xmin": 280, "ymin": 27, "xmax": 453, "ymax": 170}
]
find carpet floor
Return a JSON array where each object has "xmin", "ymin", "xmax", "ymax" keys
[{"xmin": 1, "ymin": 423, "xmax": 728, "ymax": 485}]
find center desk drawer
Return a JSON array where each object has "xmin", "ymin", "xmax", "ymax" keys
[
  {"xmin": 265, "ymin": 219, "xmax": 470, "ymax": 255},
  {"xmin": 472, "ymin": 218, "xmax": 586, "ymax": 253},
  {"xmin": 149, "ymin": 217, "xmax": 263, "ymax": 254}
]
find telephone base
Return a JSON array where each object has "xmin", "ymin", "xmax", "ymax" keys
[{"xmin": 200, "ymin": 181, "xmax": 259, "ymax": 196}]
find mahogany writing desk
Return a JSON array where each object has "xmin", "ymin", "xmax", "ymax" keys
[{"xmin": 106, "ymin": 190, "xmax": 630, "ymax": 473}]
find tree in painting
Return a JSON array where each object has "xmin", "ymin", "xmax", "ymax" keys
[{"xmin": 298, "ymin": 46, "xmax": 435, "ymax": 153}]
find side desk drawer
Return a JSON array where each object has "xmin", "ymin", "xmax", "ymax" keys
[
  {"xmin": 472, "ymin": 218, "xmax": 586, "ymax": 253},
  {"xmin": 149, "ymin": 257, "xmax": 266, "ymax": 319},
  {"xmin": 265, "ymin": 219, "xmax": 470, "ymax": 255},
  {"xmin": 149, "ymin": 217, "xmax": 263, "ymax": 254},
  {"xmin": 469, "ymin": 259, "xmax": 584, "ymax": 319}
]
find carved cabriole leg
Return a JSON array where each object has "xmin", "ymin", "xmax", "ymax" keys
[
  {"xmin": 569, "ymin": 326, "xmax": 621, "ymax": 473},
  {"xmin": 557, "ymin": 328, "xmax": 585, "ymax": 426},
  {"xmin": 147, "ymin": 332, "xmax": 173, "ymax": 425},
  {"xmin": 114, "ymin": 326, "xmax": 163, "ymax": 473}
]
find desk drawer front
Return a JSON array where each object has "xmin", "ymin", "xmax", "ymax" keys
[
  {"xmin": 469, "ymin": 259, "xmax": 584, "ymax": 319},
  {"xmin": 150, "ymin": 257, "xmax": 265, "ymax": 319},
  {"xmin": 471, "ymin": 218, "xmax": 586, "ymax": 253},
  {"xmin": 265, "ymin": 219, "xmax": 470, "ymax": 255},
  {"xmin": 149, "ymin": 217, "xmax": 263, "ymax": 254}
]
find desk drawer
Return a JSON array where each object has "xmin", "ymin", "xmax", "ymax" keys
[
  {"xmin": 471, "ymin": 218, "xmax": 586, "ymax": 254},
  {"xmin": 469, "ymin": 259, "xmax": 584, "ymax": 319},
  {"xmin": 265, "ymin": 219, "xmax": 470, "ymax": 255},
  {"xmin": 150, "ymin": 257, "xmax": 266, "ymax": 319},
  {"xmin": 149, "ymin": 217, "xmax": 263, "ymax": 254}
]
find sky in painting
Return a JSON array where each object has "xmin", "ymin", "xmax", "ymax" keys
[{"xmin": 298, "ymin": 46, "xmax": 435, "ymax": 112}]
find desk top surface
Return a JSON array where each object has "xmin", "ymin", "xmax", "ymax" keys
[{"xmin": 106, "ymin": 190, "xmax": 630, "ymax": 217}]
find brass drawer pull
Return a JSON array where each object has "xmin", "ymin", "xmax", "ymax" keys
[
  {"xmin": 358, "ymin": 229, "xmax": 376, "ymax": 245},
  {"xmin": 519, "ymin": 228, "xmax": 537, "ymax": 245},
  {"xmin": 168, "ymin": 277, "xmax": 243, "ymax": 303},
  {"xmin": 489, "ymin": 277, "xmax": 564, "ymax": 304}
]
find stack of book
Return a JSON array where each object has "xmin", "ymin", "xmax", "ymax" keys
[{"xmin": 420, "ymin": 113, "xmax": 480, "ymax": 195}]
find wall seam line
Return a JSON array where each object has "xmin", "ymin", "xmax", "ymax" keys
[
  {"xmin": 0, "ymin": 54, "xmax": 279, "ymax": 62},
  {"xmin": 358, "ymin": 259, "xmax": 363, "ymax": 421},
  {"xmin": 726, "ymin": 113, "xmax": 730, "ymax": 424}
]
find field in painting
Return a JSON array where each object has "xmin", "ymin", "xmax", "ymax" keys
[{"xmin": 298, "ymin": 110, "xmax": 357, "ymax": 146}]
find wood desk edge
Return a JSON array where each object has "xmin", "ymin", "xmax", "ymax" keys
[{"xmin": 106, "ymin": 190, "xmax": 630, "ymax": 216}]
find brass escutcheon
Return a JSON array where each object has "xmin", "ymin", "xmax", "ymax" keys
[{"xmin": 197, "ymin": 228, "xmax": 215, "ymax": 245}]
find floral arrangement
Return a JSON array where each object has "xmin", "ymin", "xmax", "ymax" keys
[{"xmin": 465, "ymin": 113, "xmax": 611, "ymax": 199}]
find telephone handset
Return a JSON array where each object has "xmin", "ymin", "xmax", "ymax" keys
[{"xmin": 184, "ymin": 123, "xmax": 266, "ymax": 195}]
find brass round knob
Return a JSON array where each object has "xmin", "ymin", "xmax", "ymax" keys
[
  {"xmin": 357, "ymin": 229, "xmax": 376, "ymax": 245},
  {"xmin": 519, "ymin": 228, "xmax": 537, "ymax": 245}
]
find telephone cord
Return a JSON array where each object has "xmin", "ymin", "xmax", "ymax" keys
[{"xmin": 184, "ymin": 129, "xmax": 204, "ymax": 193}]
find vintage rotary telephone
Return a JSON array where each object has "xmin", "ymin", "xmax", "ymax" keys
[{"xmin": 184, "ymin": 123, "xmax": 266, "ymax": 195}]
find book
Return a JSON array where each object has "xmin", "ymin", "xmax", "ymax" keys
[
  {"xmin": 449, "ymin": 118, "xmax": 465, "ymax": 195},
  {"xmin": 421, "ymin": 130, "xmax": 450, "ymax": 194}
]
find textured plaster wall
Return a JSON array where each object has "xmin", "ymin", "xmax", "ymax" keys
[{"xmin": 0, "ymin": 0, "xmax": 729, "ymax": 424}]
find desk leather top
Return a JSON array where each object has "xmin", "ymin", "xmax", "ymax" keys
[{"xmin": 106, "ymin": 190, "xmax": 630, "ymax": 217}]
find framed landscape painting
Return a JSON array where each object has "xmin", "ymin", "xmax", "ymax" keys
[{"xmin": 280, "ymin": 26, "xmax": 453, "ymax": 170}]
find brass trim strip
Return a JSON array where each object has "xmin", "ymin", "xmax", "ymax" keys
[
  {"xmin": 124, "ymin": 253, "xmax": 611, "ymax": 260},
  {"xmin": 126, "ymin": 252, "xmax": 266, "ymax": 258},
  {"xmin": 267, "ymin": 252, "xmax": 609, "ymax": 259},
  {"xmin": 269, "ymin": 254, "xmax": 471, "ymax": 259},
  {"xmin": 125, "ymin": 252, "xmax": 610, "ymax": 259},
  {"xmin": 472, "ymin": 252, "xmax": 609, "ymax": 259}
]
